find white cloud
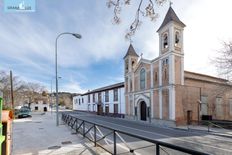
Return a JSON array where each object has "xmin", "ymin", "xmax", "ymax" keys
[{"xmin": 60, "ymin": 81, "xmax": 86, "ymax": 93}]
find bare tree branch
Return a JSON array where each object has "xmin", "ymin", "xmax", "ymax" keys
[
  {"xmin": 212, "ymin": 41, "xmax": 232, "ymax": 81},
  {"xmin": 107, "ymin": 0, "xmax": 166, "ymax": 39},
  {"xmin": 0, "ymin": 70, "xmax": 47, "ymax": 108}
]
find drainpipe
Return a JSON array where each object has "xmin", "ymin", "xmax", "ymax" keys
[
  {"xmin": 149, "ymin": 96, "xmax": 151, "ymax": 123},
  {"xmin": 120, "ymin": 88, "xmax": 121, "ymax": 115},
  {"xmin": 198, "ymin": 87, "xmax": 202, "ymax": 125}
]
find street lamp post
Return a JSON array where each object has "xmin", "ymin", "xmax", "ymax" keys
[
  {"xmin": 50, "ymin": 79, "xmax": 53, "ymax": 114},
  {"xmin": 55, "ymin": 32, "xmax": 81, "ymax": 126}
]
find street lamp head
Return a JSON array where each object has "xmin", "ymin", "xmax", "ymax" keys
[{"xmin": 72, "ymin": 33, "xmax": 82, "ymax": 39}]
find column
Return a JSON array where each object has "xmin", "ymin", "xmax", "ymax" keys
[
  {"xmin": 169, "ymin": 86, "xmax": 175, "ymax": 120},
  {"xmin": 181, "ymin": 56, "xmax": 184, "ymax": 85},
  {"xmin": 169, "ymin": 54, "xmax": 175, "ymax": 84},
  {"xmin": 159, "ymin": 89, "xmax": 162, "ymax": 119}
]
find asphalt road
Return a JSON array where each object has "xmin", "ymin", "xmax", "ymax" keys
[{"xmin": 65, "ymin": 111, "xmax": 232, "ymax": 155}]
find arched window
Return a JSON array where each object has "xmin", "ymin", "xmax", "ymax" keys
[
  {"xmin": 163, "ymin": 33, "xmax": 168, "ymax": 48},
  {"xmin": 175, "ymin": 31, "xmax": 180, "ymax": 46},
  {"xmin": 132, "ymin": 60, "xmax": 135, "ymax": 67},
  {"xmin": 125, "ymin": 60, "xmax": 129, "ymax": 71},
  {"xmin": 164, "ymin": 68, "xmax": 167, "ymax": 80},
  {"xmin": 130, "ymin": 80, "xmax": 133, "ymax": 91},
  {"xmin": 155, "ymin": 72, "xmax": 158, "ymax": 82},
  {"xmin": 140, "ymin": 68, "xmax": 146, "ymax": 89}
]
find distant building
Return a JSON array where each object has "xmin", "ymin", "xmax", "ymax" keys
[
  {"xmin": 29, "ymin": 96, "xmax": 50, "ymax": 112},
  {"xmin": 50, "ymin": 92, "xmax": 78, "ymax": 109},
  {"xmin": 73, "ymin": 82, "xmax": 125, "ymax": 116}
]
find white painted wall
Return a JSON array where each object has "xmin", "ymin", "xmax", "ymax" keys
[
  {"xmin": 72, "ymin": 87, "xmax": 125, "ymax": 114},
  {"xmin": 30, "ymin": 101, "xmax": 50, "ymax": 112},
  {"xmin": 73, "ymin": 95, "xmax": 87, "ymax": 111}
]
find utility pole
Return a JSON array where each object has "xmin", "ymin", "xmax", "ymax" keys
[
  {"xmin": 10, "ymin": 70, "xmax": 14, "ymax": 110},
  {"xmin": 50, "ymin": 79, "xmax": 53, "ymax": 114}
]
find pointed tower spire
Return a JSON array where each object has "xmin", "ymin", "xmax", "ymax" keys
[
  {"xmin": 157, "ymin": 6, "xmax": 185, "ymax": 32},
  {"xmin": 124, "ymin": 44, "xmax": 139, "ymax": 59}
]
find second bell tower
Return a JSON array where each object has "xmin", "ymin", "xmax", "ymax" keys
[{"xmin": 157, "ymin": 6, "xmax": 185, "ymax": 85}]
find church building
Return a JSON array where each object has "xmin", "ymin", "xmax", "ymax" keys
[{"xmin": 124, "ymin": 6, "xmax": 232, "ymax": 126}]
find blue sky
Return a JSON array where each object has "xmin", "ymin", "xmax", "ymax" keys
[{"xmin": 1, "ymin": 0, "xmax": 232, "ymax": 93}]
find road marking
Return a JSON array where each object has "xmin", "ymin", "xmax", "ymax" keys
[
  {"xmin": 85, "ymin": 125, "xmax": 142, "ymax": 155},
  {"xmin": 205, "ymin": 135, "xmax": 232, "ymax": 143}
]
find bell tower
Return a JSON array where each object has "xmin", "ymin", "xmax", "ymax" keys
[
  {"xmin": 156, "ymin": 5, "xmax": 186, "ymax": 121},
  {"xmin": 157, "ymin": 5, "xmax": 185, "ymax": 85},
  {"xmin": 124, "ymin": 44, "xmax": 139, "ymax": 93}
]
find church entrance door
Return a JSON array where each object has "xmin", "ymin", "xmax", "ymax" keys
[{"xmin": 140, "ymin": 101, "xmax": 147, "ymax": 121}]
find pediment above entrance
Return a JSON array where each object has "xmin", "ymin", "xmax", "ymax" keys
[{"xmin": 134, "ymin": 60, "xmax": 151, "ymax": 74}]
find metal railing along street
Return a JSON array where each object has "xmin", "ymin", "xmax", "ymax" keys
[{"xmin": 61, "ymin": 112, "xmax": 209, "ymax": 155}]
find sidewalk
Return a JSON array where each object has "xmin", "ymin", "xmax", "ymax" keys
[
  {"xmin": 12, "ymin": 112, "xmax": 109, "ymax": 155},
  {"xmin": 174, "ymin": 124, "xmax": 232, "ymax": 138}
]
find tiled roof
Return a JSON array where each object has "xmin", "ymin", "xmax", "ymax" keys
[
  {"xmin": 123, "ymin": 44, "xmax": 139, "ymax": 59},
  {"xmin": 184, "ymin": 71, "xmax": 229, "ymax": 84},
  {"xmin": 82, "ymin": 82, "xmax": 124, "ymax": 95},
  {"xmin": 157, "ymin": 6, "xmax": 185, "ymax": 32}
]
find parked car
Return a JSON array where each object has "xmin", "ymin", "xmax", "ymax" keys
[{"xmin": 15, "ymin": 106, "xmax": 31, "ymax": 118}]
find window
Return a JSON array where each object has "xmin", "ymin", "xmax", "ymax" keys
[
  {"xmin": 93, "ymin": 104, "xmax": 95, "ymax": 112},
  {"xmin": 113, "ymin": 89, "xmax": 118, "ymax": 101},
  {"xmin": 200, "ymin": 96, "xmax": 208, "ymax": 115},
  {"xmin": 163, "ymin": 33, "xmax": 168, "ymax": 49},
  {"xmin": 114, "ymin": 104, "xmax": 118, "ymax": 114},
  {"xmin": 79, "ymin": 99, "xmax": 80, "ymax": 104},
  {"xmin": 132, "ymin": 60, "xmax": 135, "ymax": 67},
  {"xmin": 216, "ymin": 97, "xmax": 223, "ymax": 117},
  {"xmin": 98, "ymin": 92, "xmax": 102, "ymax": 103},
  {"xmin": 175, "ymin": 31, "xmax": 180, "ymax": 46},
  {"xmin": 35, "ymin": 106, "xmax": 38, "ymax": 110},
  {"xmin": 125, "ymin": 60, "xmax": 129, "ymax": 71},
  {"xmin": 105, "ymin": 90, "xmax": 109, "ymax": 102},
  {"xmin": 130, "ymin": 80, "xmax": 132, "ymax": 92},
  {"xmin": 88, "ymin": 94, "xmax": 90, "ymax": 103},
  {"xmin": 164, "ymin": 68, "xmax": 167, "ymax": 80},
  {"xmin": 155, "ymin": 72, "xmax": 158, "ymax": 82},
  {"xmin": 82, "ymin": 98, "xmax": 84, "ymax": 103},
  {"xmin": 229, "ymin": 99, "xmax": 232, "ymax": 116},
  {"xmin": 162, "ymin": 58, "xmax": 168, "ymax": 66},
  {"xmin": 140, "ymin": 68, "xmax": 146, "ymax": 90},
  {"xmin": 166, "ymin": 58, "xmax": 169, "ymax": 64},
  {"xmin": 105, "ymin": 104, "xmax": 109, "ymax": 114},
  {"xmin": 93, "ymin": 93, "xmax": 95, "ymax": 102}
]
